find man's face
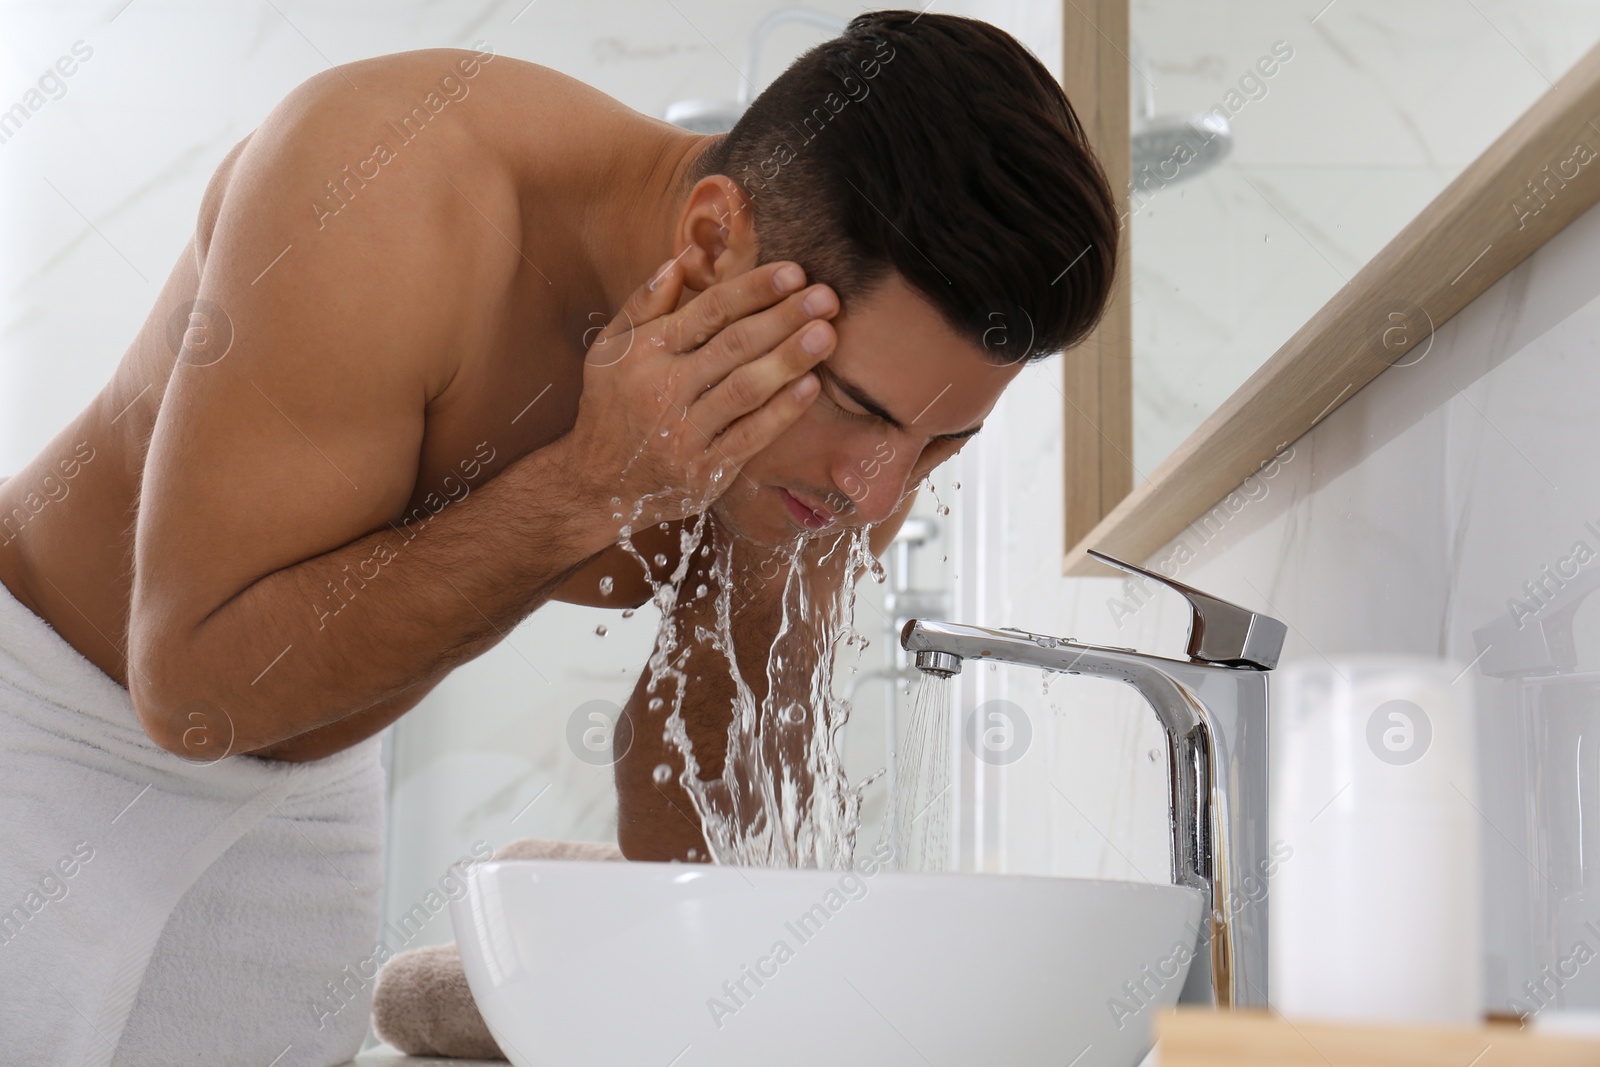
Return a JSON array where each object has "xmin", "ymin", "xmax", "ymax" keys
[{"xmin": 712, "ymin": 272, "xmax": 1023, "ymax": 547}]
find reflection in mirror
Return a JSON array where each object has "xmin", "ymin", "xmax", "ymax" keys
[{"xmin": 1129, "ymin": 0, "xmax": 1600, "ymax": 475}]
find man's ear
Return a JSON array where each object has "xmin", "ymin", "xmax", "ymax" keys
[{"xmin": 672, "ymin": 175, "xmax": 759, "ymax": 292}]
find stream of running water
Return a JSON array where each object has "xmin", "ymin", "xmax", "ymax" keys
[{"xmin": 886, "ymin": 672, "xmax": 953, "ymax": 872}]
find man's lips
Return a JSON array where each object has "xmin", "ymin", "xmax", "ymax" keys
[{"xmin": 778, "ymin": 488, "xmax": 833, "ymax": 528}]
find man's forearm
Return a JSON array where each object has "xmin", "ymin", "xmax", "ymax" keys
[
  {"xmin": 245, "ymin": 671, "xmax": 445, "ymax": 762},
  {"xmin": 132, "ymin": 437, "xmax": 613, "ymax": 755}
]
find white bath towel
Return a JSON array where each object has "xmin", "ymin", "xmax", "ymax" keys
[{"xmin": 0, "ymin": 569, "xmax": 387, "ymax": 1067}]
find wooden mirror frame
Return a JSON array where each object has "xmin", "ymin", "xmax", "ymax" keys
[{"xmin": 1060, "ymin": 13, "xmax": 1600, "ymax": 575}]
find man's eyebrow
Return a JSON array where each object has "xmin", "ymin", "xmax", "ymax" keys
[{"xmin": 818, "ymin": 365, "xmax": 985, "ymax": 440}]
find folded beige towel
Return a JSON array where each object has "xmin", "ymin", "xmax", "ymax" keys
[{"xmin": 370, "ymin": 838, "xmax": 624, "ymax": 1059}]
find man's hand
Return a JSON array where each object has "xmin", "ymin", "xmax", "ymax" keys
[{"xmin": 563, "ymin": 259, "xmax": 838, "ymax": 533}]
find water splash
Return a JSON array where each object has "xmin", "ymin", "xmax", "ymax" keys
[
  {"xmin": 682, "ymin": 528, "xmax": 881, "ymax": 868},
  {"xmin": 612, "ymin": 491, "xmax": 880, "ymax": 869}
]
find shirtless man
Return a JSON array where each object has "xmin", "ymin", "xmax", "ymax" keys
[{"xmin": 0, "ymin": 10, "xmax": 1117, "ymax": 1064}]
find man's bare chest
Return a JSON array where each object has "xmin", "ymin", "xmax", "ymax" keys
[{"xmin": 400, "ymin": 295, "xmax": 592, "ymax": 521}]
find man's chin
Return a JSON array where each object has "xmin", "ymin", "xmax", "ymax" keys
[{"xmin": 706, "ymin": 498, "xmax": 794, "ymax": 550}]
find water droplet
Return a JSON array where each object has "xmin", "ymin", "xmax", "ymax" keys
[
  {"xmin": 652, "ymin": 763, "xmax": 673, "ymax": 784},
  {"xmin": 940, "ymin": 554, "xmax": 948, "ymax": 563},
  {"xmin": 686, "ymin": 847, "xmax": 699, "ymax": 860},
  {"xmin": 779, "ymin": 703, "xmax": 807, "ymax": 724},
  {"xmin": 610, "ymin": 496, "xmax": 621, "ymax": 507},
  {"xmin": 659, "ymin": 427, "xmax": 671, "ymax": 437},
  {"xmin": 988, "ymin": 662, "xmax": 998, "ymax": 671},
  {"xmin": 695, "ymin": 583, "xmax": 708, "ymax": 598},
  {"xmin": 952, "ymin": 481, "xmax": 961, "ymax": 489},
  {"xmin": 598, "ymin": 576, "xmax": 614, "ymax": 595},
  {"xmin": 622, "ymin": 608, "xmax": 636, "ymax": 619},
  {"xmin": 938, "ymin": 505, "xmax": 950, "ymax": 516},
  {"xmin": 648, "ymin": 697, "xmax": 664, "ymax": 711},
  {"xmin": 611, "ymin": 511, "xmax": 623, "ymax": 521},
  {"xmin": 1148, "ymin": 748, "xmax": 1161, "ymax": 763},
  {"xmin": 619, "ymin": 525, "xmax": 632, "ymax": 538},
  {"xmin": 1264, "ymin": 234, "xmax": 1270, "ymax": 243},
  {"xmin": 595, "ymin": 624, "xmax": 608, "ymax": 637},
  {"xmin": 654, "ymin": 553, "xmax": 669, "ymax": 567},
  {"xmin": 658, "ymin": 521, "xmax": 669, "ymax": 531}
]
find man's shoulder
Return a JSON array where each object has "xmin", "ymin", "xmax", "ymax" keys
[
  {"xmin": 290, "ymin": 46, "xmax": 598, "ymax": 153},
  {"xmin": 198, "ymin": 47, "xmax": 539, "ymax": 293},
  {"xmin": 181, "ymin": 51, "xmax": 551, "ymax": 404},
  {"xmin": 195, "ymin": 49, "xmax": 509, "ymax": 252}
]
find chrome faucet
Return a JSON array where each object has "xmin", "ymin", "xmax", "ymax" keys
[{"xmin": 899, "ymin": 549, "xmax": 1287, "ymax": 1009}]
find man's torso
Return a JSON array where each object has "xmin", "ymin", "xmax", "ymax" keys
[{"xmin": 0, "ymin": 48, "xmax": 660, "ymax": 697}]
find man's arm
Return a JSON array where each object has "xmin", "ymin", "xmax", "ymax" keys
[
  {"xmin": 129, "ymin": 72, "xmax": 835, "ymax": 759},
  {"xmin": 547, "ymin": 522, "xmax": 682, "ymax": 609},
  {"xmin": 614, "ymin": 492, "xmax": 916, "ymax": 861},
  {"xmin": 129, "ymin": 80, "xmax": 611, "ymax": 755}
]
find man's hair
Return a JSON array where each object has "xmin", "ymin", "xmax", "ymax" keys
[{"xmin": 689, "ymin": 9, "xmax": 1120, "ymax": 362}]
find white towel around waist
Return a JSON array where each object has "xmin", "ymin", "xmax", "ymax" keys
[{"xmin": 0, "ymin": 570, "xmax": 387, "ymax": 1067}]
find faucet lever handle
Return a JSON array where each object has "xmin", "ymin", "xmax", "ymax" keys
[{"xmin": 1087, "ymin": 549, "xmax": 1287, "ymax": 669}]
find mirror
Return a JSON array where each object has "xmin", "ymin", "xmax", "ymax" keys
[{"xmin": 1127, "ymin": 0, "xmax": 1600, "ymax": 476}]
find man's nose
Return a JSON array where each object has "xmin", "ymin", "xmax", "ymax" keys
[{"xmin": 831, "ymin": 439, "xmax": 917, "ymax": 525}]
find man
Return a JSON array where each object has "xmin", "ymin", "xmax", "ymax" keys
[{"xmin": 0, "ymin": 9, "xmax": 1117, "ymax": 1064}]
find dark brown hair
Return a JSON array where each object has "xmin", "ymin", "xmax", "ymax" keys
[{"xmin": 690, "ymin": 9, "xmax": 1120, "ymax": 362}]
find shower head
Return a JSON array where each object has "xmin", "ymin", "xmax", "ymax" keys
[
  {"xmin": 1131, "ymin": 111, "xmax": 1233, "ymax": 182},
  {"xmin": 1127, "ymin": 37, "xmax": 1234, "ymax": 187}
]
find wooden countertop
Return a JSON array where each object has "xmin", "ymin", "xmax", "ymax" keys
[{"xmin": 1156, "ymin": 1008, "xmax": 1600, "ymax": 1066}]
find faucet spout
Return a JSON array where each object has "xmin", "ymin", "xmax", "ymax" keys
[
  {"xmin": 899, "ymin": 621, "xmax": 1212, "ymax": 895},
  {"xmin": 899, "ymin": 573, "xmax": 1282, "ymax": 1011},
  {"xmin": 912, "ymin": 649, "xmax": 961, "ymax": 677}
]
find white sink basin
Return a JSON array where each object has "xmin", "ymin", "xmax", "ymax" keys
[{"xmin": 451, "ymin": 859, "xmax": 1203, "ymax": 1067}]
